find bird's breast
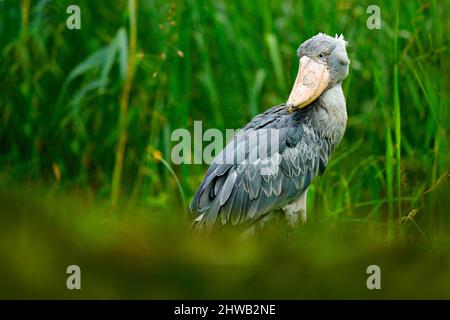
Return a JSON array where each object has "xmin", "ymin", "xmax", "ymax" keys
[{"xmin": 314, "ymin": 85, "xmax": 347, "ymax": 146}]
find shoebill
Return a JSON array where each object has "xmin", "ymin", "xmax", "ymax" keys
[{"xmin": 190, "ymin": 33, "xmax": 350, "ymax": 234}]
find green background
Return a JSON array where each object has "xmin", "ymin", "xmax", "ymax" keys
[{"xmin": 0, "ymin": 0, "xmax": 449, "ymax": 299}]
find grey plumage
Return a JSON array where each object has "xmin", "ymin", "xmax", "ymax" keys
[
  {"xmin": 190, "ymin": 33, "xmax": 350, "ymax": 233},
  {"xmin": 191, "ymin": 104, "xmax": 336, "ymax": 232}
]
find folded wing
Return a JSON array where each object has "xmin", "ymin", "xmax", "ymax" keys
[{"xmin": 190, "ymin": 105, "xmax": 331, "ymax": 232}]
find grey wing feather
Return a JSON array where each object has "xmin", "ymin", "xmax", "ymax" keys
[{"xmin": 190, "ymin": 104, "xmax": 332, "ymax": 233}]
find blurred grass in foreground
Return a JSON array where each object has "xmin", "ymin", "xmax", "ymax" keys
[{"xmin": 1, "ymin": 186, "xmax": 449, "ymax": 299}]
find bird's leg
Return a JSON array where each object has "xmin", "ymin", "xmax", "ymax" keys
[
  {"xmin": 240, "ymin": 212, "xmax": 275, "ymax": 239},
  {"xmin": 282, "ymin": 190, "xmax": 308, "ymax": 229},
  {"xmin": 241, "ymin": 224, "xmax": 257, "ymax": 239}
]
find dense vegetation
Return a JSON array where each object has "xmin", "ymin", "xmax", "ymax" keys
[{"xmin": 0, "ymin": 0, "xmax": 448, "ymax": 298}]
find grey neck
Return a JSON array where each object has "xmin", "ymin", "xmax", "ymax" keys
[{"xmin": 314, "ymin": 83, "xmax": 348, "ymax": 146}]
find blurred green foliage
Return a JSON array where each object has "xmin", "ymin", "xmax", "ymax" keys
[
  {"xmin": 1, "ymin": 186, "xmax": 449, "ymax": 299},
  {"xmin": 0, "ymin": 0, "xmax": 449, "ymax": 298}
]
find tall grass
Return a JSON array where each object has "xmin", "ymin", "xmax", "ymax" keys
[
  {"xmin": 393, "ymin": 3, "xmax": 402, "ymax": 238},
  {"xmin": 111, "ymin": 0, "xmax": 138, "ymax": 211},
  {"xmin": 0, "ymin": 0, "xmax": 448, "ymax": 241}
]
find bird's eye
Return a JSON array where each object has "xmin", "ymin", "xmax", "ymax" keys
[{"xmin": 318, "ymin": 53, "xmax": 325, "ymax": 59}]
